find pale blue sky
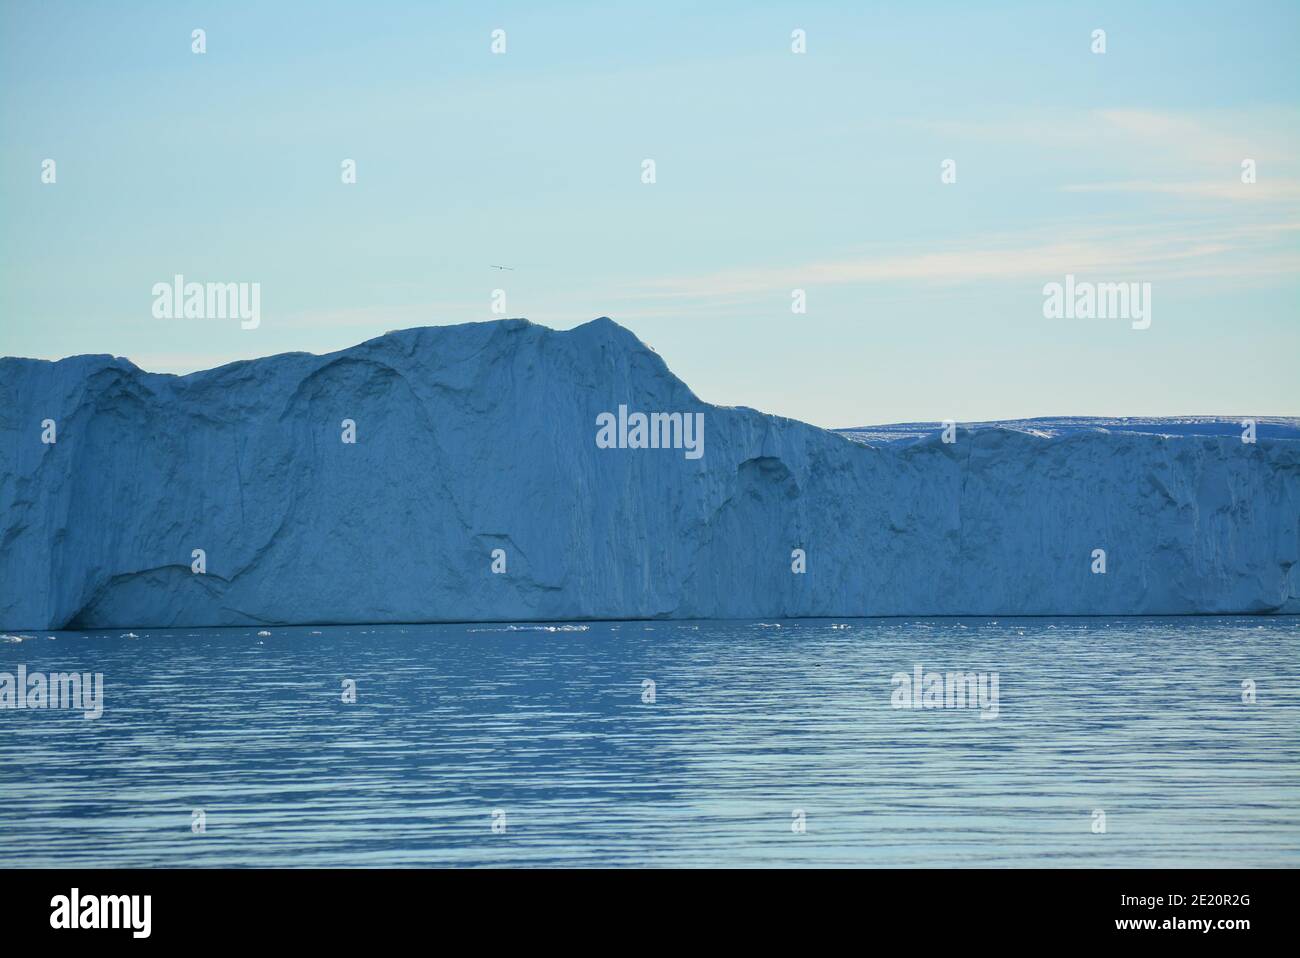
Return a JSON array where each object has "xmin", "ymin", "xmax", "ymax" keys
[{"xmin": 2, "ymin": 0, "xmax": 1297, "ymax": 427}]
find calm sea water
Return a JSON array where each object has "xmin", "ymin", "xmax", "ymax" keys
[{"xmin": 1, "ymin": 617, "xmax": 1297, "ymax": 867}]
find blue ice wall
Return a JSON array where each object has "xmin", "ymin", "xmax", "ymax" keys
[{"xmin": 2, "ymin": 318, "xmax": 1297, "ymax": 628}]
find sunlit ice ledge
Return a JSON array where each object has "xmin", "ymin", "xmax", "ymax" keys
[{"xmin": 1, "ymin": 317, "xmax": 1297, "ymax": 629}]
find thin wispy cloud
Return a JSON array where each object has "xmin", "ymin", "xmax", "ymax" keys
[
  {"xmin": 918, "ymin": 107, "xmax": 1299, "ymax": 161},
  {"xmin": 1062, "ymin": 180, "xmax": 1300, "ymax": 201},
  {"xmin": 603, "ymin": 220, "xmax": 1300, "ymax": 305},
  {"xmin": 595, "ymin": 106, "xmax": 1300, "ymax": 310}
]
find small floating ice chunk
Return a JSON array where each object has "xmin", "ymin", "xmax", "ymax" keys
[
  {"xmin": 257, "ymin": 630, "xmax": 272, "ymax": 637},
  {"xmin": 500, "ymin": 624, "xmax": 589, "ymax": 633}
]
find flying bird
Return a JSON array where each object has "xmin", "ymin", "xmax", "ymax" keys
[{"xmin": 489, "ymin": 265, "xmax": 514, "ymax": 271}]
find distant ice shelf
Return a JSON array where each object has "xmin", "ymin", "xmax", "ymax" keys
[{"xmin": 1, "ymin": 317, "xmax": 1297, "ymax": 628}]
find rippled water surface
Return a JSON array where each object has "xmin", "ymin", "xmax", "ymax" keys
[{"xmin": 1, "ymin": 617, "xmax": 1297, "ymax": 867}]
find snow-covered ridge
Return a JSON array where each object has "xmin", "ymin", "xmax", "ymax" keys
[
  {"xmin": 2, "ymin": 317, "xmax": 1297, "ymax": 628},
  {"xmin": 838, "ymin": 417, "xmax": 1300, "ymax": 447}
]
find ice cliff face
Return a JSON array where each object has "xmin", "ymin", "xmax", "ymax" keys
[{"xmin": 2, "ymin": 318, "xmax": 1297, "ymax": 628}]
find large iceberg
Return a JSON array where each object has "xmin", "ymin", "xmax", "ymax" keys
[{"xmin": 2, "ymin": 317, "xmax": 1297, "ymax": 628}]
